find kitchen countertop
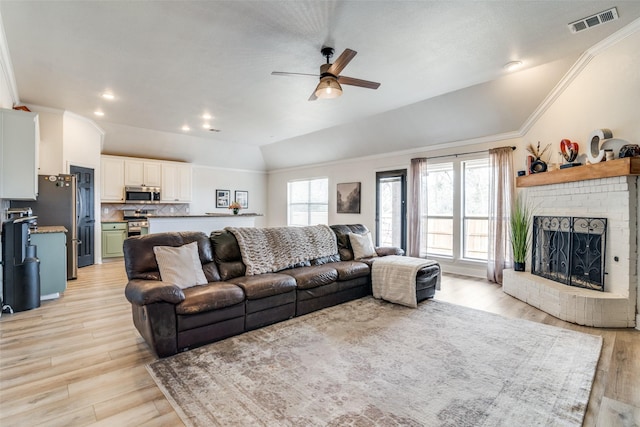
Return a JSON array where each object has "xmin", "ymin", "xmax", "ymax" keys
[
  {"xmin": 101, "ymin": 220, "xmax": 128, "ymax": 223},
  {"xmin": 31, "ymin": 225, "xmax": 68, "ymax": 234},
  {"xmin": 148, "ymin": 213, "xmax": 263, "ymax": 218}
]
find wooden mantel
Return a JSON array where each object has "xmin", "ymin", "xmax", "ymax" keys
[{"xmin": 516, "ymin": 157, "xmax": 640, "ymax": 187}]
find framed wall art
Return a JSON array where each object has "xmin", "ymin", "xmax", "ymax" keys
[
  {"xmin": 216, "ymin": 189, "xmax": 230, "ymax": 208},
  {"xmin": 235, "ymin": 190, "xmax": 249, "ymax": 209},
  {"xmin": 337, "ymin": 182, "xmax": 361, "ymax": 214}
]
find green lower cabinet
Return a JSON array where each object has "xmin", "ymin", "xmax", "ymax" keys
[{"xmin": 102, "ymin": 222, "xmax": 127, "ymax": 258}]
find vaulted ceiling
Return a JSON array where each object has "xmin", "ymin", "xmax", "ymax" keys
[{"xmin": 2, "ymin": 1, "xmax": 639, "ymax": 170}]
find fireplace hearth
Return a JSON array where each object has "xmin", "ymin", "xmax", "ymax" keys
[{"xmin": 531, "ymin": 216, "xmax": 606, "ymax": 292}]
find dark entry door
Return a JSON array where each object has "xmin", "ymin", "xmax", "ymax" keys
[
  {"xmin": 71, "ymin": 165, "xmax": 95, "ymax": 267},
  {"xmin": 376, "ymin": 169, "xmax": 407, "ymax": 251}
]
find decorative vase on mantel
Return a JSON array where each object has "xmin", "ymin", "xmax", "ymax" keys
[{"xmin": 530, "ymin": 158, "xmax": 547, "ymax": 174}]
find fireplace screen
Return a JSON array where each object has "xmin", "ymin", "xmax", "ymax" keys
[{"xmin": 531, "ymin": 216, "xmax": 606, "ymax": 292}]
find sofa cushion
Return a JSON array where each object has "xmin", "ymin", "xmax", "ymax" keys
[
  {"xmin": 228, "ymin": 273, "xmax": 297, "ymax": 300},
  {"xmin": 124, "ymin": 231, "xmax": 221, "ymax": 282},
  {"xmin": 330, "ymin": 224, "xmax": 370, "ymax": 261},
  {"xmin": 153, "ymin": 241, "xmax": 208, "ymax": 289},
  {"xmin": 282, "ymin": 265, "xmax": 339, "ymax": 290},
  {"xmin": 176, "ymin": 283, "xmax": 246, "ymax": 315},
  {"xmin": 331, "ymin": 261, "xmax": 370, "ymax": 281},
  {"xmin": 349, "ymin": 232, "xmax": 378, "ymax": 260},
  {"xmin": 211, "ymin": 230, "xmax": 246, "ymax": 280},
  {"xmin": 310, "ymin": 254, "xmax": 341, "ymax": 265}
]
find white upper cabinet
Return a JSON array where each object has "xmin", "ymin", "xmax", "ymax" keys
[
  {"xmin": 124, "ymin": 159, "xmax": 161, "ymax": 187},
  {"xmin": 100, "ymin": 155, "xmax": 191, "ymax": 203},
  {"xmin": 161, "ymin": 163, "xmax": 192, "ymax": 202},
  {"xmin": 0, "ymin": 108, "xmax": 39, "ymax": 200},
  {"xmin": 101, "ymin": 156, "xmax": 125, "ymax": 202}
]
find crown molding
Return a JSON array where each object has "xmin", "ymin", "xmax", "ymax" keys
[
  {"xmin": 0, "ymin": 11, "xmax": 19, "ymax": 106},
  {"xmin": 268, "ymin": 130, "xmax": 521, "ymax": 175}
]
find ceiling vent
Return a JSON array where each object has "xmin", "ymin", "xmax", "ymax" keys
[{"xmin": 568, "ymin": 7, "xmax": 619, "ymax": 33}]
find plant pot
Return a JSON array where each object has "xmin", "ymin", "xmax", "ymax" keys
[
  {"xmin": 514, "ymin": 262, "xmax": 525, "ymax": 272},
  {"xmin": 233, "ymin": 208, "xmax": 239, "ymax": 215}
]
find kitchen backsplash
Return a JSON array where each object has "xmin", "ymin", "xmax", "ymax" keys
[{"xmin": 101, "ymin": 203, "xmax": 189, "ymax": 221}]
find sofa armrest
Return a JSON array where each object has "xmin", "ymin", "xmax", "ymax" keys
[
  {"xmin": 375, "ymin": 246, "xmax": 405, "ymax": 257},
  {"xmin": 125, "ymin": 279, "xmax": 186, "ymax": 306}
]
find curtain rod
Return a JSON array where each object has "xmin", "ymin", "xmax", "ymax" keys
[{"xmin": 420, "ymin": 145, "xmax": 516, "ymax": 161}]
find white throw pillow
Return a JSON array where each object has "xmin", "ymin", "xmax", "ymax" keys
[
  {"xmin": 349, "ymin": 232, "xmax": 378, "ymax": 260},
  {"xmin": 153, "ymin": 241, "xmax": 208, "ymax": 289}
]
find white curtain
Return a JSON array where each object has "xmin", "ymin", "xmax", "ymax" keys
[
  {"xmin": 487, "ymin": 147, "xmax": 515, "ymax": 284},
  {"xmin": 408, "ymin": 158, "xmax": 427, "ymax": 257}
]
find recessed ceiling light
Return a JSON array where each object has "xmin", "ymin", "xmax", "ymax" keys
[
  {"xmin": 202, "ymin": 123, "xmax": 211, "ymax": 129},
  {"xmin": 202, "ymin": 113, "xmax": 212, "ymax": 120},
  {"xmin": 101, "ymin": 92, "xmax": 115, "ymax": 100},
  {"xmin": 181, "ymin": 125, "xmax": 190, "ymax": 131},
  {"xmin": 503, "ymin": 61, "xmax": 523, "ymax": 71},
  {"xmin": 94, "ymin": 111, "xmax": 105, "ymax": 116}
]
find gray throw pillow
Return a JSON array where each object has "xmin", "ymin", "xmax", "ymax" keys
[{"xmin": 153, "ymin": 241, "xmax": 208, "ymax": 288}]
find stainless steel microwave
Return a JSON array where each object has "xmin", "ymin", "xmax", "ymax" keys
[{"xmin": 125, "ymin": 186, "xmax": 161, "ymax": 203}]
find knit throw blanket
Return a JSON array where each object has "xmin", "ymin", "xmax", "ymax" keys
[
  {"xmin": 372, "ymin": 255, "xmax": 440, "ymax": 308},
  {"xmin": 226, "ymin": 225, "xmax": 338, "ymax": 275}
]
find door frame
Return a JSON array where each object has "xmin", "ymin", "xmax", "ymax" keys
[{"xmin": 375, "ymin": 169, "xmax": 407, "ymax": 251}]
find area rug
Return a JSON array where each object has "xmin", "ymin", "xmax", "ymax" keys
[{"xmin": 147, "ymin": 297, "xmax": 602, "ymax": 426}]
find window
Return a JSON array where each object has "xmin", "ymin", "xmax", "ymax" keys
[
  {"xmin": 287, "ymin": 178, "xmax": 328, "ymax": 226},
  {"xmin": 462, "ymin": 159, "xmax": 489, "ymax": 260},
  {"xmin": 422, "ymin": 157, "xmax": 489, "ymax": 261},
  {"xmin": 425, "ymin": 163, "xmax": 453, "ymax": 257}
]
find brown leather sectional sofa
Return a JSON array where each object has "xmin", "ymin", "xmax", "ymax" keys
[{"xmin": 124, "ymin": 224, "xmax": 440, "ymax": 357}]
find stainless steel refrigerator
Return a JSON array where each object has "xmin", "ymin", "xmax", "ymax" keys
[{"xmin": 11, "ymin": 174, "xmax": 78, "ymax": 279}]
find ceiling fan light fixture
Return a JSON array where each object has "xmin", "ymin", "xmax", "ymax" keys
[{"xmin": 315, "ymin": 76, "xmax": 343, "ymax": 99}]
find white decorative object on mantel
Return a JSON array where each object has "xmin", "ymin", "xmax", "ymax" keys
[{"xmin": 586, "ymin": 128, "xmax": 613, "ymax": 164}]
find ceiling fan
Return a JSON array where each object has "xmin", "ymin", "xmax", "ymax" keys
[{"xmin": 272, "ymin": 47, "xmax": 381, "ymax": 101}]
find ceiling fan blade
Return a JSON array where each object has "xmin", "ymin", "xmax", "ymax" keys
[
  {"xmin": 308, "ymin": 91, "xmax": 318, "ymax": 101},
  {"xmin": 327, "ymin": 49, "xmax": 357, "ymax": 76},
  {"xmin": 338, "ymin": 76, "xmax": 380, "ymax": 90},
  {"xmin": 272, "ymin": 71, "xmax": 319, "ymax": 77}
]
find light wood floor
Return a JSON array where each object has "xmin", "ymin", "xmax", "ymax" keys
[{"xmin": 1, "ymin": 261, "xmax": 638, "ymax": 426}]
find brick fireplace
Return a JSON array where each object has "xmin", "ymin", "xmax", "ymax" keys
[{"xmin": 503, "ymin": 159, "xmax": 638, "ymax": 328}]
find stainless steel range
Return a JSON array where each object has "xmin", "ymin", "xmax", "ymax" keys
[{"xmin": 122, "ymin": 209, "xmax": 155, "ymax": 237}]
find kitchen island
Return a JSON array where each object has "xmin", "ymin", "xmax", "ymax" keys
[{"xmin": 147, "ymin": 213, "xmax": 262, "ymax": 235}]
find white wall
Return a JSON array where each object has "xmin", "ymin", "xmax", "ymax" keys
[
  {"xmin": 524, "ymin": 31, "xmax": 640, "ymax": 161},
  {"xmin": 191, "ymin": 165, "xmax": 267, "ymax": 228}
]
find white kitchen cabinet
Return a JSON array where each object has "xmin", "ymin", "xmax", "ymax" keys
[
  {"xmin": 161, "ymin": 163, "xmax": 192, "ymax": 202},
  {"xmin": 0, "ymin": 108, "xmax": 39, "ymax": 200},
  {"xmin": 124, "ymin": 159, "xmax": 161, "ymax": 187},
  {"xmin": 101, "ymin": 156, "xmax": 125, "ymax": 202}
]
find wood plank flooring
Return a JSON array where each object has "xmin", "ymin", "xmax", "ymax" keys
[{"xmin": 1, "ymin": 262, "xmax": 638, "ymax": 426}]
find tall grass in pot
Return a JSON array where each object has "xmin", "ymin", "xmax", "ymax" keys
[{"xmin": 510, "ymin": 196, "xmax": 532, "ymax": 272}]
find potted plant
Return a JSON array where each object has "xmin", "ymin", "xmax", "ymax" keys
[
  {"xmin": 229, "ymin": 201, "xmax": 242, "ymax": 215},
  {"xmin": 510, "ymin": 196, "xmax": 532, "ymax": 272}
]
